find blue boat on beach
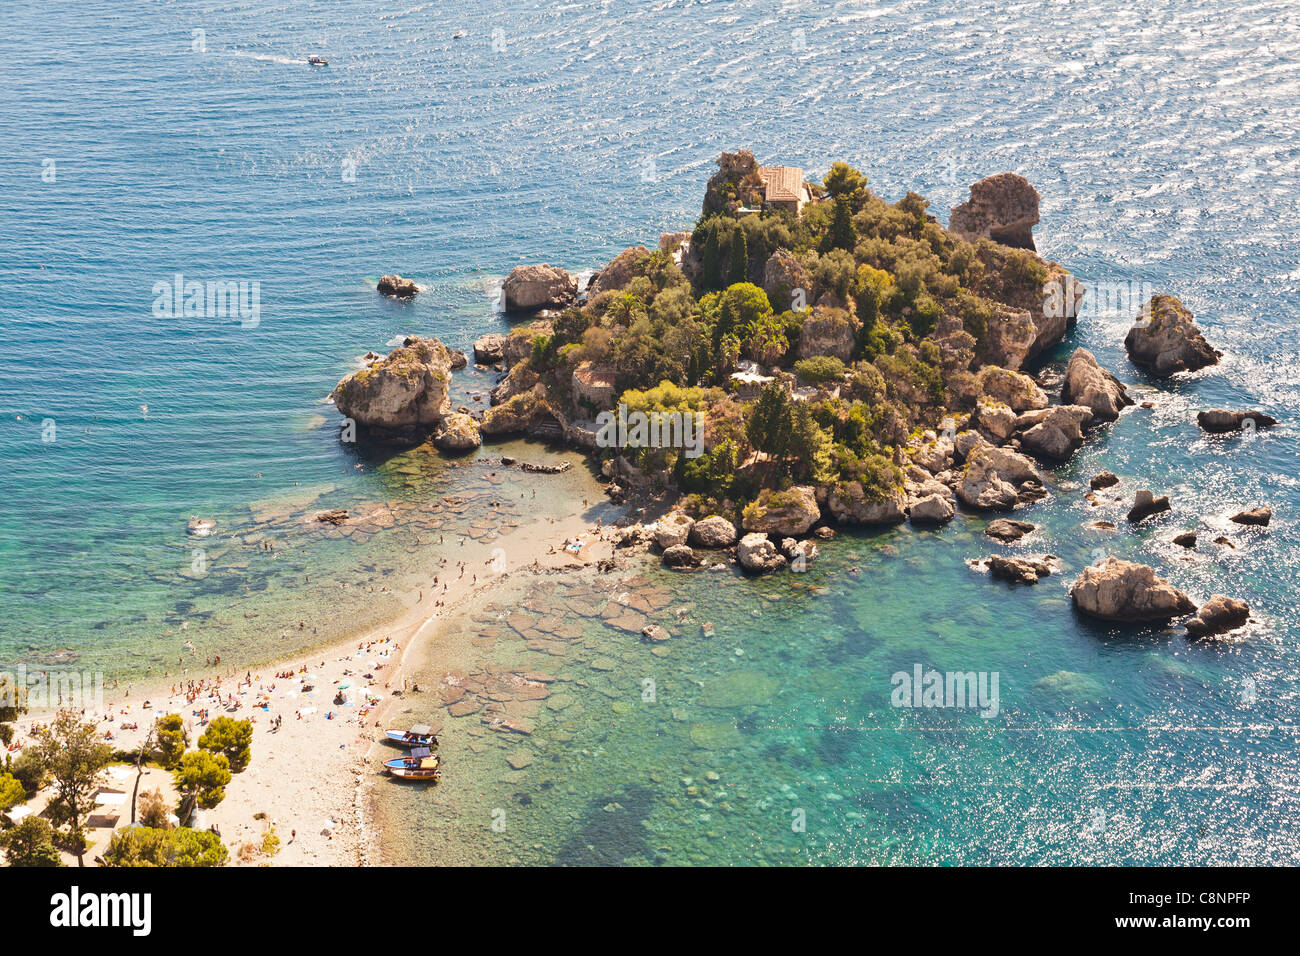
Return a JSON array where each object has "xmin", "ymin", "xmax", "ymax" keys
[{"xmin": 383, "ymin": 724, "xmax": 437, "ymax": 748}]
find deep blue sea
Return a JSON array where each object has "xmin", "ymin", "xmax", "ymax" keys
[{"xmin": 1, "ymin": 0, "xmax": 1298, "ymax": 864}]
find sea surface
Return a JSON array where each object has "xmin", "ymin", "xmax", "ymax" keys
[{"xmin": 1, "ymin": 0, "xmax": 1298, "ymax": 865}]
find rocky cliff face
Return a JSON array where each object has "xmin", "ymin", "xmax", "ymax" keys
[{"xmin": 331, "ymin": 336, "xmax": 454, "ymax": 438}]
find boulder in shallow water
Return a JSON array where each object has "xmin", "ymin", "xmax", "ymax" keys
[
  {"xmin": 909, "ymin": 493, "xmax": 955, "ymax": 525},
  {"xmin": 736, "ymin": 533, "xmax": 786, "ymax": 573},
  {"xmin": 985, "ymin": 518, "xmax": 1035, "ymax": 542},
  {"xmin": 1185, "ymin": 594, "xmax": 1250, "ymax": 638},
  {"xmin": 988, "ymin": 553, "xmax": 1055, "ymax": 584},
  {"xmin": 661, "ymin": 545, "xmax": 700, "ymax": 569},
  {"xmin": 1230, "ymin": 506, "xmax": 1271, "ymax": 526},
  {"xmin": 1196, "ymin": 409, "xmax": 1278, "ymax": 433},
  {"xmin": 641, "ymin": 624, "xmax": 671, "ymax": 643},
  {"xmin": 654, "ymin": 512, "xmax": 695, "ymax": 550},
  {"xmin": 377, "ymin": 274, "xmax": 418, "ymax": 298},
  {"xmin": 1127, "ymin": 489, "xmax": 1171, "ymax": 524},
  {"xmin": 1068, "ymin": 556, "xmax": 1196, "ymax": 621},
  {"xmin": 1090, "ymin": 471, "xmax": 1119, "ymax": 490},
  {"xmin": 741, "ymin": 486, "xmax": 820, "ymax": 536},
  {"xmin": 825, "ymin": 482, "xmax": 907, "ymax": 524},
  {"xmin": 1062, "ymin": 347, "xmax": 1132, "ymax": 422},
  {"xmin": 433, "ymin": 412, "xmax": 482, "ymax": 451},
  {"xmin": 473, "ymin": 333, "xmax": 508, "ymax": 365},
  {"xmin": 502, "ymin": 264, "xmax": 577, "ymax": 312}
]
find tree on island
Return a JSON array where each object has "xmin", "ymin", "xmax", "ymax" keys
[
  {"xmin": 822, "ymin": 161, "xmax": 869, "ymax": 208},
  {"xmin": 198, "ymin": 716, "xmax": 253, "ymax": 774},
  {"xmin": 0, "ymin": 772, "xmax": 25, "ymax": 811},
  {"xmin": 35, "ymin": 712, "xmax": 112, "ymax": 867},
  {"xmin": 174, "ymin": 750, "xmax": 231, "ymax": 826},
  {"xmin": 0, "ymin": 816, "xmax": 64, "ymax": 868},
  {"xmin": 821, "ymin": 196, "xmax": 857, "ymax": 253}
]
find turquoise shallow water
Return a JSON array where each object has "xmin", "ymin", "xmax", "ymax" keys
[{"xmin": 1, "ymin": 0, "xmax": 1299, "ymax": 864}]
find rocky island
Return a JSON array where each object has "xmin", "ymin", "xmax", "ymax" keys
[{"xmin": 332, "ymin": 149, "xmax": 1264, "ymax": 639}]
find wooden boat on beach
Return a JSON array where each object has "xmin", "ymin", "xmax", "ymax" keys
[
  {"xmin": 386, "ymin": 747, "xmax": 440, "ymax": 781},
  {"xmin": 383, "ymin": 723, "xmax": 438, "ymax": 748}
]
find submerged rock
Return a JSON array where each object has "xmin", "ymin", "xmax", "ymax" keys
[
  {"xmin": 1068, "ymin": 556, "xmax": 1196, "ymax": 621},
  {"xmin": 1185, "ymin": 595, "xmax": 1250, "ymax": 638},
  {"xmin": 1124, "ymin": 294, "xmax": 1221, "ymax": 376},
  {"xmin": 1062, "ymin": 348, "xmax": 1132, "ymax": 421}
]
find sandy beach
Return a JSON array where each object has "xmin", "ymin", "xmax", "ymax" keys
[{"xmin": 11, "ymin": 502, "xmax": 624, "ymax": 867}]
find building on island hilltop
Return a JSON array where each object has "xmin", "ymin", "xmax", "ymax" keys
[{"xmin": 757, "ymin": 165, "xmax": 813, "ymax": 215}]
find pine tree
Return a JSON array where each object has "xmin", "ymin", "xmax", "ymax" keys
[{"xmin": 702, "ymin": 226, "xmax": 722, "ymax": 291}]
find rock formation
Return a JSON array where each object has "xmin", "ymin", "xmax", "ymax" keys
[
  {"xmin": 377, "ymin": 274, "xmax": 419, "ymax": 298},
  {"xmin": 1196, "ymin": 409, "xmax": 1278, "ymax": 433},
  {"xmin": 948, "ymin": 173, "xmax": 1041, "ymax": 251},
  {"xmin": 1068, "ymin": 557, "xmax": 1196, "ymax": 621},
  {"xmin": 1124, "ymin": 294, "xmax": 1221, "ymax": 376},
  {"xmin": 741, "ymin": 486, "xmax": 820, "ymax": 536},
  {"xmin": 736, "ymin": 532, "xmax": 786, "ymax": 573},
  {"xmin": 331, "ymin": 336, "xmax": 454, "ymax": 437},
  {"xmin": 1185, "ymin": 595, "xmax": 1250, "ymax": 638},
  {"xmin": 1062, "ymin": 348, "xmax": 1132, "ymax": 421},
  {"xmin": 502, "ymin": 264, "xmax": 576, "ymax": 313}
]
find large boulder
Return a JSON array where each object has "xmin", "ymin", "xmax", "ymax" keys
[
  {"xmin": 331, "ymin": 336, "xmax": 454, "ymax": 434},
  {"xmin": 1017, "ymin": 404, "xmax": 1093, "ymax": 461},
  {"xmin": 502, "ymin": 265, "xmax": 576, "ymax": 313},
  {"xmin": 795, "ymin": 308, "xmax": 856, "ymax": 362},
  {"xmin": 502, "ymin": 322, "xmax": 554, "ymax": 366},
  {"xmin": 689, "ymin": 515, "xmax": 739, "ymax": 549},
  {"xmin": 1185, "ymin": 595, "xmax": 1251, "ymax": 638},
  {"xmin": 589, "ymin": 245, "xmax": 651, "ymax": 296},
  {"xmin": 1062, "ymin": 348, "xmax": 1132, "ymax": 422},
  {"xmin": 654, "ymin": 512, "xmax": 695, "ymax": 550},
  {"xmin": 1068, "ymin": 557, "xmax": 1196, "ymax": 621},
  {"xmin": 377, "ymin": 274, "xmax": 419, "ymax": 298},
  {"xmin": 976, "ymin": 366, "xmax": 1048, "ymax": 412},
  {"xmin": 763, "ymin": 249, "xmax": 808, "ymax": 311},
  {"xmin": 909, "ymin": 493, "xmax": 955, "ymax": 525},
  {"xmin": 957, "ymin": 445, "xmax": 1041, "ymax": 511},
  {"xmin": 970, "ymin": 399, "xmax": 1019, "ymax": 444},
  {"xmin": 1196, "ymin": 409, "xmax": 1278, "ymax": 433},
  {"xmin": 825, "ymin": 482, "xmax": 907, "ymax": 525},
  {"xmin": 741, "ymin": 486, "xmax": 820, "ymax": 536},
  {"xmin": 433, "ymin": 413, "xmax": 482, "ymax": 451},
  {"xmin": 473, "ymin": 333, "xmax": 508, "ymax": 365},
  {"xmin": 661, "ymin": 545, "xmax": 701, "ymax": 569},
  {"xmin": 949, "ymin": 173, "xmax": 1041, "ymax": 251},
  {"xmin": 736, "ymin": 533, "xmax": 786, "ymax": 573},
  {"xmin": 1124, "ymin": 294, "xmax": 1221, "ymax": 376}
]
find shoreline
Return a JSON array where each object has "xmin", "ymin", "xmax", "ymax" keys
[{"xmin": 14, "ymin": 499, "xmax": 628, "ymax": 867}]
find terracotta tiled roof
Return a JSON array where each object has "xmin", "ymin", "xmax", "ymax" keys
[
  {"xmin": 758, "ymin": 166, "xmax": 805, "ymax": 203},
  {"xmin": 574, "ymin": 363, "xmax": 616, "ymax": 389}
]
